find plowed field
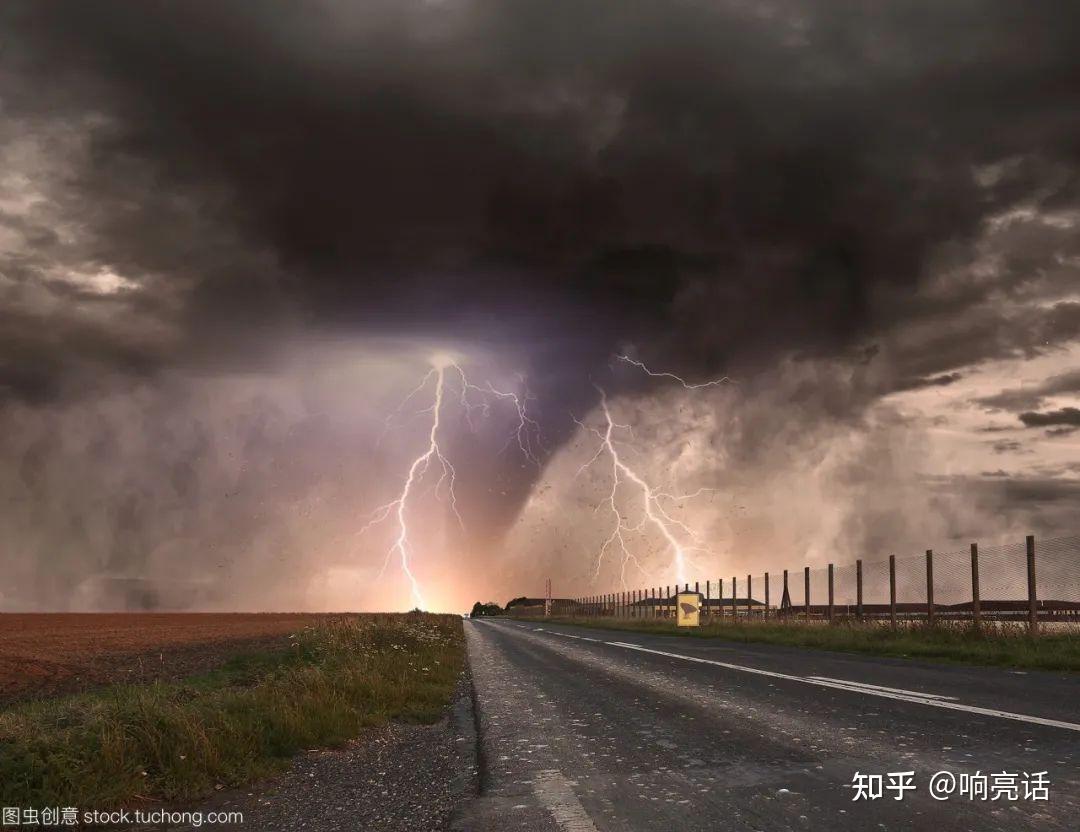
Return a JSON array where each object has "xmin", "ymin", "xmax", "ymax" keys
[{"xmin": 0, "ymin": 613, "xmax": 336, "ymax": 707}]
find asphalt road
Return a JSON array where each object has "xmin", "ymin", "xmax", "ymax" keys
[{"xmin": 453, "ymin": 618, "xmax": 1080, "ymax": 832}]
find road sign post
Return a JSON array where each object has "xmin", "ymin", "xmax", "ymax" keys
[{"xmin": 676, "ymin": 591, "xmax": 703, "ymax": 627}]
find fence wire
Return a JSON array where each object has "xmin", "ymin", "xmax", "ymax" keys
[
  {"xmin": 564, "ymin": 534, "xmax": 1080, "ymax": 624},
  {"xmin": 979, "ymin": 540, "xmax": 1028, "ymax": 602},
  {"xmin": 1037, "ymin": 535, "xmax": 1080, "ymax": 604}
]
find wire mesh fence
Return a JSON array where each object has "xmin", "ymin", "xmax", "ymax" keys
[
  {"xmin": 550, "ymin": 533, "xmax": 1080, "ymax": 629},
  {"xmin": 1039, "ymin": 536, "xmax": 1080, "ymax": 605}
]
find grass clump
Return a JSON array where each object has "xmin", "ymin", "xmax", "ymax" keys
[
  {"xmin": 0, "ymin": 613, "xmax": 464, "ymax": 808},
  {"xmin": 540, "ymin": 616, "xmax": 1080, "ymax": 672}
]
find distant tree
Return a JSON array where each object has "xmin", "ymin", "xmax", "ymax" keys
[
  {"xmin": 505, "ymin": 596, "xmax": 530, "ymax": 609},
  {"xmin": 470, "ymin": 601, "xmax": 503, "ymax": 617}
]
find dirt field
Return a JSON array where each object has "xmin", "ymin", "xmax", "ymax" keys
[{"xmin": 0, "ymin": 613, "xmax": 337, "ymax": 707}]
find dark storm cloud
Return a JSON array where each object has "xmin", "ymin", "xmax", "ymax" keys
[
  {"xmin": 1, "ymin": 1, "xmax": 1079, "ymax": 612},
  {"xmin": 990, "ymin": 438, "xmax": 1027, "ymax": 455},
  {"xmin": 1019, "ymin": 407, "xmax": 1080, "ymax": 428},
  {"xmin": 3, "ymin": 0, "xmax": 1080, "ymax": 405},
  {"xmin": 977, "ymin": 369, "xmax": 1080, "ymax": 412},
  {"xmin": 895, "ymin": 372, "xmax": 963, "ymax": 392}
]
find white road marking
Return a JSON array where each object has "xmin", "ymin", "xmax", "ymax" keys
[
  {"xmin": 807, "ymin": 676, "xmax": 959, "ymax": 701},
  {"xmin": 532, "ymin": 769, "xmax": 600, "ymax": 832},
  {"xmin": 508, "ymin": 625, "xmax": 1080, "ymax": 734},
  {"xmin": 598, "ymin": 640, "xmax": 1080, "ymax": 734}
]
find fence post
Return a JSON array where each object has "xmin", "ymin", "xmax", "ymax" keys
[
  {"xmin": 732, "ymin": 576, "xmax": 737, "ymax": 620},
  {"xmin": 828, "ymin": 564, "xmax": 835, "ymax": 623},
  {"xmin": 926, "ymin": 550, "xmax": 935, "ymax": 626},
  {"xmin": 706, "ymin": 580, "xmax": 711, "ymax": 620},
  {"xmin": 1027, "ymin": 535, "xmax": 1038, "ymax": 636},
  {"xmin": 889, "ymin": 555, "xmax": 897, "ymax": 629},
  {"xmin": 718, "ymin": 579, "xmax": 723, "ymax": 618},
  {"xmin": 970, "ymin": 543, "xmax": 980, "ymax": 630},
  {"xmin": 782, "ymin": 570, "xmax": 788, "ymax": 619},
  {"xmin": 804, "ymin": 566, "xmax": 811, "ymax": 621},
  {"xmin": 764, "ymin": 572, "xmax": 770, "ymax": 620},
  {"xmin": 856, "ymin": 559, "xmax": 863, "ymax": 621},
  {"xmin": 747, "ymin": 574, "xmax": 752, "ymax": 619}
]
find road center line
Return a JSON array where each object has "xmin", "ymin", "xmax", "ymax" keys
[
  {"xmin": 596, "ymin": 639, "xmax": 1080, "ymax": 734},
  {"xmin": 512, "ymin": 625, "xmax": 1080, "ymax": 734}
]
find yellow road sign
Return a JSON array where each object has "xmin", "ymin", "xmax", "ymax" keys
[{"xmin": 676, "ymin": 592, "xmax": 702, "ymax": 627}]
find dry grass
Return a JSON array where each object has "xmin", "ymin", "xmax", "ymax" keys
[
  {"xmin": 540, "ymin": 615, "xmax": 1080, "ymax": 672},
  {"xmin": 0, "ymin": 613, "xmax": 464, "ymax": 808}
]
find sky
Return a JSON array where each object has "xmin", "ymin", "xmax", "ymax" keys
[{"xmin": 1, "ymin": 1, "xmax": 1078, "ymax": 612}]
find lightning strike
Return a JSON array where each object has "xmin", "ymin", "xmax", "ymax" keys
[
  {"xmin": 577, "ymin": 387, "xmax": 716, "ymax": 589},
  {"xmin": 616, "ymin": 355, "xmax": 732, "ymax": 389},
  {"xmin": 360, "ymin": 356, "xmax": 542, "ymax": 608},
  {"xmin": 576, "ymin": 356, "xmax": 731, "ymax": 589}
]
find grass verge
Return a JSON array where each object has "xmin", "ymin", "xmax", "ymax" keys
[
  {"xmin": 538, "ymin": 616, "xmax": 1080, "ymax": 672},
  {"xmin": 0, "ymin": 613, "xmax": 464, "ymax": 807}
]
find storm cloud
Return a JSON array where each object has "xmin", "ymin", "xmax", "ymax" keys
[
  {"xmin": 1019, "ymin": 407, "xmax": 1080, "ymax": 428},
  {"xmin": 2, "ymin": 1, "xmax": 1079, "ymax": 610}
]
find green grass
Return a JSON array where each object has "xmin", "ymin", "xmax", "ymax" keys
[
  {"xmin": 0, "ymin": 613, "xmax": 464, "ymax": 808},
  {"xmin": 538, "ymin": 615, "xmax": 1080, "ymax": 672}
]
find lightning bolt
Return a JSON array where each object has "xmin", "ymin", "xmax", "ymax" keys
[
  {"xmin": 360, "ymin": 356, "xmax": 542, "ymax": 608},
  {"xmin": 575, "ymin": 356, "xmax": 731, "ymax": 589},
  {"xmin": 483, "ymin": 376, "xmax": 544, "ymax": 466},
  {"xmin": 616, "ymin": 355, "xmax": 732, "ymax": 389},
  {"xmin": 577, "ymin": 387, "xmax": 718, "ymax": 589}
]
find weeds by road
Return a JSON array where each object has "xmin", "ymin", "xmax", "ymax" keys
[
  {"xmin": 0, "ymin": 613, "xmax": 464, "ymax": 808},
  {"xmin": 537, "ymin": 616, "xmax": 1080, "ymax": 672}
]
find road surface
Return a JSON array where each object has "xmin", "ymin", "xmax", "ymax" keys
[{"xmin": 454, "ymin": 618, "xmax": 1080, "ymax": 831}]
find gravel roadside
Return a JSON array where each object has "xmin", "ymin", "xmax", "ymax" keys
[{"xmin": 138, "ymin": 667, "xmax": 479, "ymax": 832}]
